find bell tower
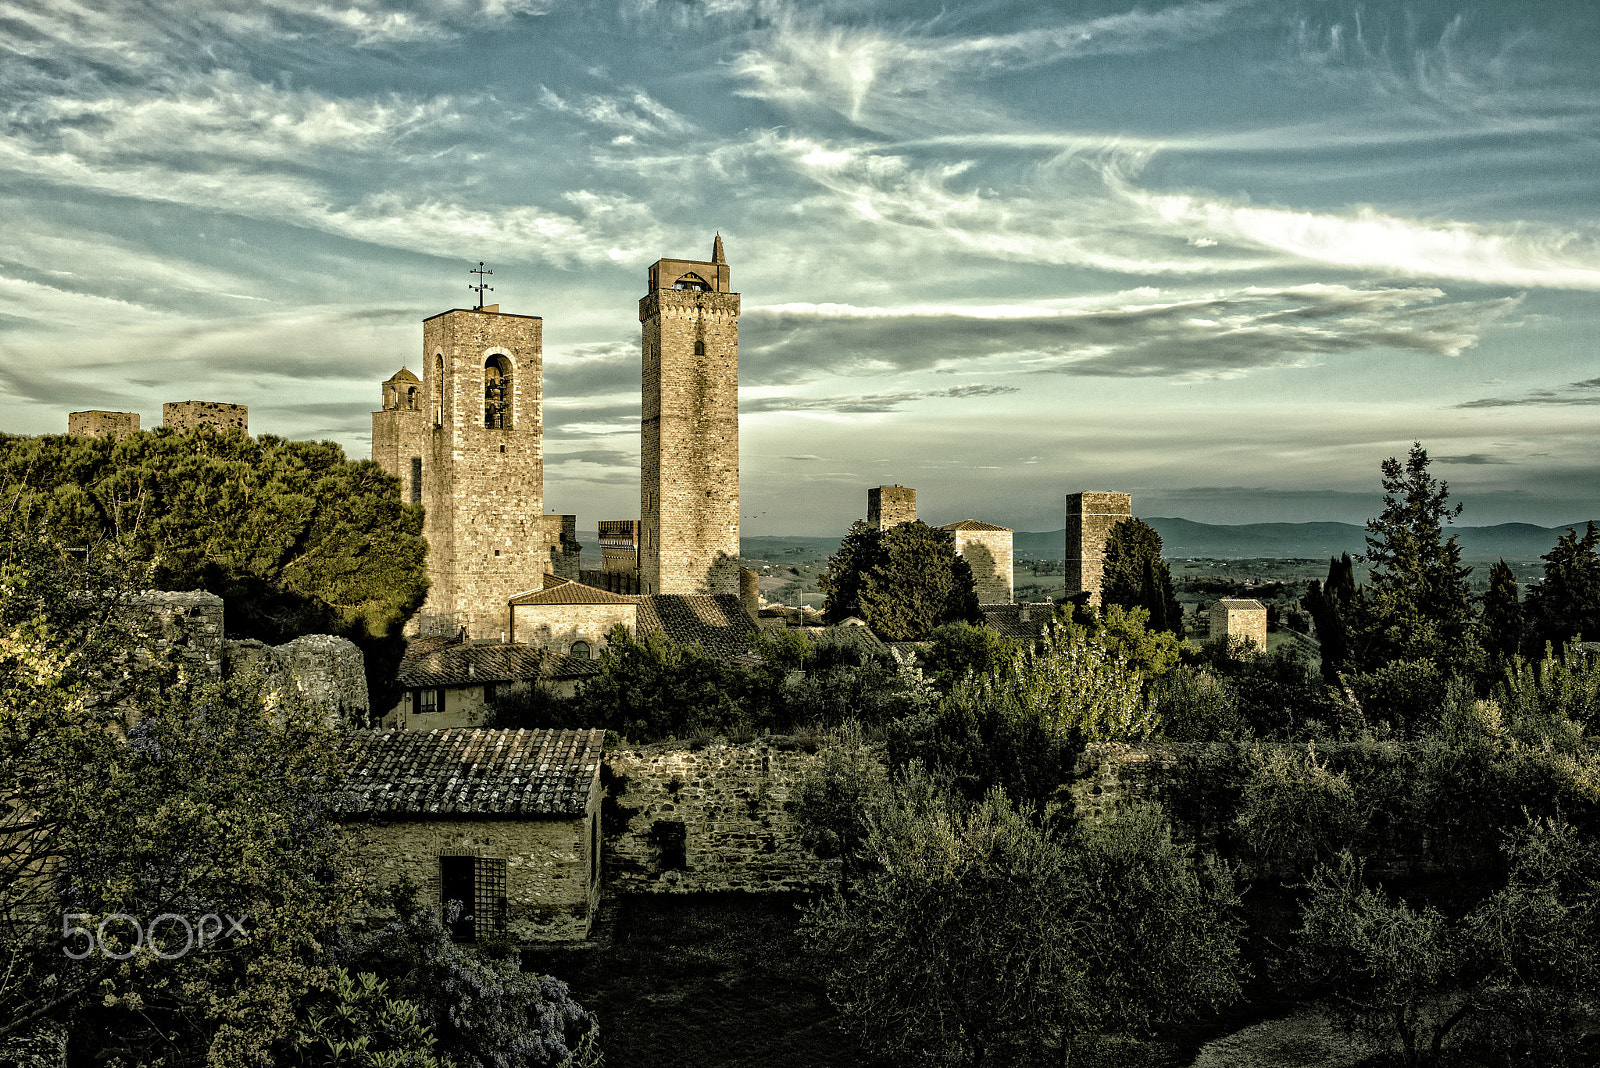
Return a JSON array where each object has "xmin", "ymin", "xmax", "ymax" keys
[{"xmin": 639, "ymin": 235, "xmax": 741, "ymax": 596}]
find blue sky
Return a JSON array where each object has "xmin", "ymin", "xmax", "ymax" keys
[{"xmin": 2, "ymin": 0, "xmax": 1597, "ymax": 536}]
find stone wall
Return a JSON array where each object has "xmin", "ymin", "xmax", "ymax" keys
[
  {"xmin": 162, "ymin": 401, "xmax": 248, "ymax": 432},
  {"xmin": 67, "ymin": 410, "xmax": 139, "ymax": 439},
  {"xmin": 224, "ymin": 633, "xmax": 369, "ymax": 723},
  {"xmin": 867, "ymin": 485, "xmax": 916, "ymax": 529},
  {"xmin": 952, "ymin": 527, "xmax": 1014, "ymax": 604},
  {"xmin": 124, "ymin": 591, "xmax": 227, "ymax": 681},
  {"xmin": 639, "ymin": 253, "xmax": 740, "ymax": 598},
  {"xmin": 1065, "ymin": 491, "xmax": 1132, "ymax": 605},
  {"xmin": 510, "ymin": 600, "xmax": 636, "ymax": 653},
  {"xmin": 603, "ymin": 740, "xmax": 841, "ymax": 894},
  {"xmin": 352, "ymin": 801, "xmax": 600, "ymax": 942},
  {"xmin": 1211, "ymin": 600, "xmax": 1269, "ymax": 650},
  {"xmin": 420, "ymin": 308, "xmax": 551, "ymax": 639}
]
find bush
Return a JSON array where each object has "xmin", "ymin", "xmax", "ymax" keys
[
  {"xmin": 1152, "ymin": 665, "xmax": 1248, "ymax": 743},
  {"xmin": 1494, "ymin": 641, "xmax": 1600, "ymax": 752},
  {"xmin": 1234, "ymin": 746, "xmax": 1363, "ymax": 873},
  {"xmin": 1346, "ymin": 658, "xmax": 1448, "ymax": 735}
]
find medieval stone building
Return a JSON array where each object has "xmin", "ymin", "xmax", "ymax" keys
[
  {"xmin": 1066, "ymin": 491, "xmax": 1132, "ymax": 606},
  {"xmin": 940, "ymin": 519, "xmax": 1015, "ymax": 604},
  {"xmin": 163, "ymin": 400, "xmax": 248, "ymax": 432},
  {"xmin": 67, "ymin": 410, "xmax": 140, "ymax": 439},
  {"xmin": 867, "ymin": 485, "xmax": 916, "ymax": 529}
]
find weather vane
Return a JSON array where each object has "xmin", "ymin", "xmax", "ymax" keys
[{"xmin": 469, "ymin": 262, "xmax": 494, "ymax": 309}]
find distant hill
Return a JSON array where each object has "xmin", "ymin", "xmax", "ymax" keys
[{"xmin": 1014, "ymin": 519, "xmax": 1597, "ymax": 561}]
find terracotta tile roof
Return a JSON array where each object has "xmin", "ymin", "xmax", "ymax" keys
[
  {"xmin": 1213, "ymin": 598, "xmax": 1266, "ymax": 610},
  {"xmin": 341, "ymin": 727, "xmax": 604, "ymax": 817},
  {"xmin": 508, "ymin": 575, "xmax": 638, "ymax": 606},
  {"xmin": 637, "ymin": 593, "xmax": 757, "ymax": 662},
  {"xmin": 801, "ymin": 624, "xmax": 890, "ymax": 658},
  {"xmin": 939, "ymin": 519, "xmax": 1013, "ymax": 532},
  {"xmin": 980, "ymin": 602, "xmax": 1054, "ymax": 640},
  {"xmin": 398, "ymin": 640, "xmax": 599, "ymax": 688}
]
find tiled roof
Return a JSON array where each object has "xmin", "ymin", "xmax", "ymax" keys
[
  {"xmin": 802, "ymin": 624, "xmax": 890, "ymax": 658},
  {"xmin": 1214, "ymin": 598, "xmax": 1266, "ymax": 610},
  {"xmin": 385, "ymin": 366, "xmax": 420, "ymax": 383},
  {"xmin": 980, "ymin": 602, "xmax": 1054, "ymax": 640},
  {"xmin": 509, "ymin": 575, "xmax": 638, "ymax": 606},
  {"xmin": 341, "ymin": 728, "xmax": 603, "ymax": 817},
  {"xmin": 637, "ymin": 593, "xmax": 757, "ymax": 662},
  {"xmin": 939, "ymin": 519, "xmax": 1013, "ymax": 532},
  {"xmin": 398, "ymin": 640, "xmax": 599, "ymax": 688}
]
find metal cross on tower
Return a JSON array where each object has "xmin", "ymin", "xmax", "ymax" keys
[{"xmin": 468, "ymin": 262, "xmax": 494, "ymax": 309}]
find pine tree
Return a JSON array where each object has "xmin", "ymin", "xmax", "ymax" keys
[
  {"xmin": 1481, "ymin": 559, "xmax": 1523, "ymax": 666},
  {"xmin": 1524, "ymin": 522, "xmax": 1600, "ymax": 650},
  {"xmin": 819, "ymin": 521, "xmax": 979, "ymax": 640},
  {"xmin": 1304, "ymin": 554, "xmax": 1357, "ymax": 683},
  {"xmin": 1101, "ymin": 518, "xmax": 1184, "ymax": 637}
]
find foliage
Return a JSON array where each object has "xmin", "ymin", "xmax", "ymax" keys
[
  {"xmin": 803, "ymin": 777, "xmax": 1244, "ymax": 1067},
  {"xmin": 338, "ymin": 903, "xmax": 601, "ymax": 1068},
  {"xmin": 791, "ymin": 723, "xmax": 890, "ymax": 866},
  {"xmin": 917, "ymin": 621, "xmax": 1018, "ymax": 694},
  {"xmin": 0, "ymin": 518, "xmax": 365, "ymax": 1063},
  {"xmin": 1072, "ymin": 602, "xmax": 1183, "ymax": 683},
  {"xmin": 1353, "ymin": 442, "xmax": 1479, "ymax": 676},
  {"xmin": 1524, "ymin": 521, "xmax": 1600, "ymax": 651},
  {"xmin": 1191, "ymin": 639, "xmax": 1339, "ymax": 740},
  {"xmin": 1150, "ymin": 665, "xmax": 1249, "ymax": 743},
  {"xmin": 1481, "ymin": 558, "xmax": 1523, "ymax": 668},
  {"xmin": 283, "ymin": 969, "xmax": 448, "ymax": 1068},
  {"xmin": 486, "ymin": 682, "xmax": 577, "ymax": 732},
  {"xmin": 1099, "ymin": 518, "xmax": 1184, "ymax": 637},
  {"xmin": 1303, "ymin": 553, "xmax": 1358, "ymax": 684},
  {"xmin": 1493, "ymin": 641, "xmax": 1600, "ymax": 753},
  {"xmin": 1345, "ymin": 657, "xmax": 1447, "ymax": 736},
  {"xmin": 567, "ymin": 624, "xmax": 749, "ymax": 740},
  {"xmin": 0, "ymin": 428, "xmax": 428, "ymax": 714},
  {"xmin": 1234, "ymin": 746, "xmax": 1363, "ymax": 872},
  {"xmin": 819, "ymin": 520, "xmax": 979, "ymax": 640}
]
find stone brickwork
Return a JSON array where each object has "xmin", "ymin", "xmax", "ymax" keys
[
  {"xmin": 1210, "ymin": 599, "xmax": 1269, "ymax": 650},
  {"xmin": 1065, "ymin": 491, "xmax": 1132, "ymax": 605},
  {"xmin": 603, "ymin": 740, "xmax": 844, "ymax": 894},
  {"xmin": 163, "ymin": 401, "xmax": 248, "ymax": 433},
  {"xmin": 224, "ymin": 634, "xmax": 369, "ymax": 723},
  {"xmin": 942, "ymin": 521, "xmax": 1014, "ymax": 604},
  {"xmin": 867, "ymin": 485, "xmax": 916, "ymax": 529},
  {"xmin": 371, "ymin": 368, "xmax": 427, "ymax": 505},
  {"xmin": 416, "ymin": 308, "xmax": 552, "ymax": 639},
  {"xmin": 639, "ymin": 237, "xmax": 740, "ymax": 597},
  {"xmin": 125, "ymin": 591, "xmax": 227, "ymax": 681},
  {"xmin": 510, "ymin": 600, "xmax": 637, "ymax": 654},
  {"xmin": 540, "ymin": 514, "xmax": 582, "ymax": 582},
  {"xmin": 353, "ymin": 804, "xmax": 601, "ymax": 942},
  {"xmin": 67, "ymin": 410, "xmax": 139, "ymax": 439}
]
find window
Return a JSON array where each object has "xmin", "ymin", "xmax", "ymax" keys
[
  {"xmin": 570, "ymin": 640, "xmax": 590, "ymax": 659},
  {"xmin": 406, "ymin": 386, "xmax": 418, "ymax": 410},
  {"xmin": 410, "ymin": 458, "xmax": 422, "ymax": 504},
  {"xmin": 482, "ymin": 681, "xmax": 497, "ymax": 704},
  {"xmin": 416, "ymin": 688, "xmax": 443, "ymax": 715},
  {"xmin": 590, "ymin": 816, "xmax": 600, "ymax": 888},
  {"xmin": 693, "ymin": 339, "xmax": 706, "ymax": 355},
  {"xmin": 439, "ymin": 855, "xmax": 507, "ymax": 944},
  {"xmin": 672, "ymin": 273, "xmax": 709, "ymax": 291},
  {"xmin": 484, "ymin": 355, "xmax": 511, "ymax": 429},
  {"xmin": 433, "ymin": 354, "xmax": 444, "ymax": 426}
]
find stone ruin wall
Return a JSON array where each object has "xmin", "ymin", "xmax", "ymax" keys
[
  {"xmin": 163, "ymin": 401, "xmax": 248, "ymax": 433},
  {"xmin": 68, "ymin": 410, "xmax": 140, "ymax": 439},
  {"xmin": 602, "ymin": 740, "xmax": 848, "ymax": 894}
]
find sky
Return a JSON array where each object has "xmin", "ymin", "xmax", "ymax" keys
[{"xmin": 2, "ymin": 0, "xmax": 1597, "ymax": 536}]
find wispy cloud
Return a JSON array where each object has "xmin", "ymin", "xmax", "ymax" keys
[
  {"xmin": 1434, "ymin": 453, "xmax": 1514, "ymax": 464},
  {"xmin": 743, "ymin": 383, "xmax": 1019, "ymax": 415},
  {"xmin": 1455, "ymin": 378, "xmax": 1600, "ymax": 409}
]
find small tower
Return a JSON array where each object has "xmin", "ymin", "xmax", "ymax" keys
[
  {"xmin": 163, "ymin": 401, "xmax": 247, "ymax": 433},
  {"xmin": 639, "ymin": 235, "xmax": 741, "ymax": 596},
  {"xmin": 1065, "ymin": 491, "xmax": 1132, "ymax": 606},
  {"xmin": 372, "ymin": 367, "xmax": 426, "ymax": 505},
  {"xmin": 68, "ymin": 410, "xmax": 140, "ymax": 439},
  {"xmin": 868, "ymin": 485, "xmax": 917, "ymax": 530},
  {"xmin": 940, "ymin": 520, "xmax": 1014, "ymax": 604},
  {"xmin": 416, "ymin": 305, "xmax": 548, "ymax": 637}
]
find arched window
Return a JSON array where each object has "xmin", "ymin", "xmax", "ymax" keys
[
  {"xmin": 672, "ymin": 273, "xmax": 709, "ymax": 292},
  {"xmin": 433, "ymin": 355, "xmax": 444, "ymax": 426},
  {"xmin": 693, "ymin": 339, "xmax": 706, "ymax": 356},
  {"xmin": 484, "ymin": 355, "xmax": 511, "ymax": 429},
  {"xmin": 571, "ymin": 640, "xmax": 591, "ymax": 659},
  {"xmin": 406, "ymin": 386, "xmax": 418, "ymax": 410}
]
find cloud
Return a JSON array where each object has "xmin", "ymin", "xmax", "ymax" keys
[
  {"xmin": 1434, "ymin": 453, "xmax": 1514, "ymax": 465},
  {"xmin": 538, "ymin": 85, "xmax": 695, "ymax": 140},
  {"xmin": 742, "ymin": 285, "xmax": 1518, "ymax": 383},
  {"xmin": 742, "ymin": 383, "xmax": 1019, "ymax": 415},
  {"xmin": 1455, "ymin": 378, "xmax": 1600, "ymax": 409}
]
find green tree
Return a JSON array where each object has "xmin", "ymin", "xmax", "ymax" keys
[
  {"xmin": 804, "ymin": 777, "xmax": 1244, "ymax": 1067},
  {"xmin": 917, "ymin": 620, "xmax": 1018, "ymax": 693},
  {"xmin": 1354, "ymin": 443, "xmax": 1478, "ymax": 674},
  {"xmin": 568, "ymin": 624, "xmax": 748, "ymax": 740},
  {"xmin": 1524, "ymin": 521, "xmax": 1600, "ymax": 651},
  {"xmin": 1100, "ymin": 518, "xmax": 1183, "ymax": 637},
  {"xmin": 819, "ymin": 520, "xmax": 979, "ymax": 640},
  {"xmin": 1304, "ymin": 553, "xmax": 1358, "ymax": 683},
  {"xmin": 0, "ymin": 428, "xmax": 428, "ymax": 714},
  {"xmin": 1481, "ymin": 558, "xmax": 1524, "ymax": 667}
]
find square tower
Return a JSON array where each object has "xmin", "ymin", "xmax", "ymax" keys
[
  {"xmin": 867, "ymin": 485, "xmax": 916, "ymax": 529},
  {"xmin": 940, "ymin": 520, "xmax": 1014, "ymax": 604},
  {"xmin": 371, "ymin": 367, "xmax": 427, "ymax": 506},
  {"xmin": 68, "ymin": 410, "xmax": 140, "ymax": 439},
  {"xmin": 163, "ymin": 401, "xmax": 247, "ymax": 433},
  {"xmin": 1210, "ymin": 599, "xmax": 1268, "ymax": 650},
  {"xmin": 416, "ymin": 306, "xmax": 548, "ymax": 637},
  {"xmin": 1065, "ymin": 491, "xmax": 1132, "ymax": 606},
  {"xmin": 639, "ymin": 236, "xmax": 741, "ymax": 596}
]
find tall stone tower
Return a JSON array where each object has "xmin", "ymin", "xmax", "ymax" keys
[
  {"xmin": 1065, "ymin": 491, "xmax": 1131, "ymax": 606},
  {"xmin": 639, "ymin": 236, "xmax": 741, "ymax": 596},
  {"xmin": 381, "ymin": 305, "xmax": 549, "ymax": 638},
  {"xmin": 867, "ymin": 485, "xmax": 916, "ymax": 529}
]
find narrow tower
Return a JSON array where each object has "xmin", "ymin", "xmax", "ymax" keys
[
  {"xmin": 416, "ymin": 304, "xmax": 548, "ymax": 637},
  {"xmin": 639, "ymin": 236, "xmax": 741, "ymax": 596},
  {"xmin": 1065, "ymin": 491, "xmax": 1132, "ymax": 606}
]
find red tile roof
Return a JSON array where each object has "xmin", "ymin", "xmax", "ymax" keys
[
  {"xmin": 341, "ymin": 727, "xmax": 604, "ymax": 817},
  {"xmin": 398, "ymin": 640, "xmax": 598, "ymax": 688},
  {"xmin": 939, "ymin": 519, "xmax": 1012, "ymax": 532},
  {"xmin": 508, "ymin": 575, "xmax": 638, "ymax": 606}
]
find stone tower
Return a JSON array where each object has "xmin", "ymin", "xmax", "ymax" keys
[
  {"xmin": 1065, "ymin": 491, "xmax": 1131, "ymax": 606},
  {"xmin": 393, "ymin": 305, "xmax": 550, "ymax": 638},
  {"xmin": 164, "ymin": 401, "xmax": 247, "ymax": 432},
  {"xmin": 867, "ymin": 485, "xmax": 916, "ymax": 529},
  {"xmin": 639, "ymin": 236, "xmax": 741, "ymax": 596},
  {"xmin": 68, "ymin": 410, "xmax": 140, "ymax": 439},
  {"xmin": 940, "ymin": 520, "xmax": 1014, "ymax": 604}
]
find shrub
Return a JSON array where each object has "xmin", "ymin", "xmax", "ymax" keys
[
  {"xmin": 1346, "ymin": 658, "xmax": 1447, "ymax": 735},
  {"xmin": 1152, "ymin": 665, "xmax": 1248, "ymax": 743},
  {"xmin": 1235, "ymin": 746, "xmax": 1363, "ymax": 872}
]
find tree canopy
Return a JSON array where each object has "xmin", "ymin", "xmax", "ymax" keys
[
  {"xmin": 1525, "ymin": 521, "xmax": 1600, "ymax": 651},
  {"xmin": 819, "ymin": 520, "xmax": 979, "ymax": 640},
  {"xmin": 0, "ymin": 428, "xmax": 428, "ymax": 712},
  {"xmin": 1100, "ymin": 518, "xmax": 1183, "ymax": 637}
]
